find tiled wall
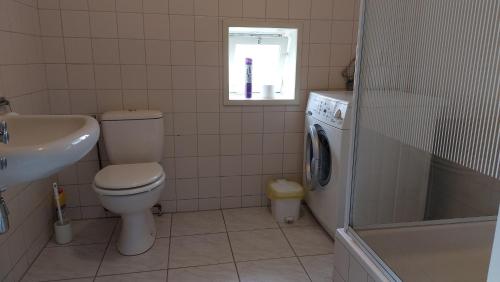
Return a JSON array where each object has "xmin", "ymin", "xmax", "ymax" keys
[
  {"xmin": 333, "ymin": 229, "xmax": 389, "ymax": 282},
  {"xmin": 427, "ymin": 158, "xmax": 500, "ymax": 220},
  {"xmin": 0, "ymin": 0, "xmax": 54, "ymax": 280},
  {"xmin": 42, "ymin": 0, "xmax": 360, "ymax": 217}
]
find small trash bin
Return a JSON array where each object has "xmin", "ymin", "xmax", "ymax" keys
[{"xmin": 266, "ymin": 179, "xmax": 304, "ymax": 223}]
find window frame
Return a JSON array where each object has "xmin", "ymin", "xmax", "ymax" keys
[{"xmin": 223, "ymin": 20, "xmax": 303, "ymax": 106}]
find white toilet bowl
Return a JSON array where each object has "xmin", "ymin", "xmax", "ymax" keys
[{"xmin": 93, "ymin": 162, "xmax": 165, "ymax": 255}]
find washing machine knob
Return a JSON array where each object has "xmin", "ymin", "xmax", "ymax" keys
[{"xmin": 334, "ymin": 109, "xmax": 343, "ymax": 120}]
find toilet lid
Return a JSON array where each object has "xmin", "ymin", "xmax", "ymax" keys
[{"xmin": 94, "ymin": 162, "xmax": 164, "ymax": 190}]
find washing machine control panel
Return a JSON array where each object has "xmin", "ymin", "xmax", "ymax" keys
[{"xmin": 307, "ymin": 92, "xmax": 351, "ymax": 129}]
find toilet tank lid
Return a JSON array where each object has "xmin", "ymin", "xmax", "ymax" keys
[{"xmin": 101, "ymin": 110, "xmax": 163, "ymax": 121}]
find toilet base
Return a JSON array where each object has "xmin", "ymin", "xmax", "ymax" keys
[{"xmin": 118, "ymin": 211, "xmax": 156, "ymax": 255}]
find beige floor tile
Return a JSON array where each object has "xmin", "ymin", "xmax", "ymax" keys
[
  {"xmin": 168, "ymin": 263, "xmax": 239, "ymax": 282},
  {"xmin": 171, "ymin": 210, "xmax": 226, "ymax": 236},
  {"xmin": 22, "ymin": 244, "xmax": 106, "ymax": 281},
  {"xmin": 47, "ymin": 218, "xmax": 117, "ymax": 247},
  {"xmin": 169, "ymin": 233, "xmax": 233, "ymax": 268},
  {"xmin": 279, "ymin": 206, "xmax": 319, "ymax": 228},
  {"xmin": 95, "ymin": 270, "xmax": 168, "ymax": 281},
  {"xmin": 282, "ymin": 226, "xmax": 335, "ymax": 256},
  {"xmin": 223, "ymin": 207, "xmax": 278, "ymax": 231},
  {"xmin": 98, "ymin": 238, "xmax": 169, "ymax": 276},
  {"xmin": 299, "ymin": 254, "xmax": 335, "ymax": 282},
  {"xmin": 229, "ymin": 229, "xmax": 294, "ymax": 261},
  {"xmin": 156, "ymin": 214, "xmax": 172, "ymax": 238},
  {"xmin": 237, "ymin": 257, "xmax": 310, "ymax": 282}
]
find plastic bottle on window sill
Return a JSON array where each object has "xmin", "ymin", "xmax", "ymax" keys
[{"xmin": 245, "ymin": 58, "xmax": 252, "ymax": 99}]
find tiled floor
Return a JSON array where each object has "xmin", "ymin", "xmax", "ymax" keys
[{"xmin": 22, "ymin": 207, "xmax": 335, "ymax": 282}]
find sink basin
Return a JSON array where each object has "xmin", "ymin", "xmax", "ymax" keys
[{"xmin": 0, "ymin": 114, "xmax": 100, "ymax": 189}]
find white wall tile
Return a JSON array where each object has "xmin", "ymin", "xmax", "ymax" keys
[
  {"xmin": 219, "ymin": 0, "xmax": 242, "ymax": 17},
  {"xmin": 172, "ymin": 66, "xmax": 196, "ymax": 89},
  {"xmin": 194, "ymin": 16, "xmax": 219, "ymax": 42},
  {"xmin": 198, "ymin": 135, "xmax": 220, "ymax": 156},
  {"xmin": 220, "ymin": 113, "xmax": 242, "ymax": 134},
  {"xmin": 242, "ymin": 134, "xmax": 263, "ymax": 155},
  {"xmin": 67, "ymin": 64, "xmax": 95, "ymax": 89},
  {"xmin": 41, "ymin": 37, "xmax": 65, "ymax": 63},
  {"xmin": 116, "ymin": 0, "xmax": 142, "ymax": 12},
  {"xmin": 242, "ymin": 155, "xmax": 263, "ymax": 175},
  {"xmin": 195, "ymin": 41, "xmax": 219, "ymax": 66},
  {"xmin": 148, "ymin": 65, "xmax": 173, "ymax": 89},
  {"xmin": 221, "ymin": 176, "xmax": 242, "ymax": 197},
  {"xmin": 175, "ymin": 135, "xmax": 198, "ymax": 157},
  {"xmin": 176, "ymin": 178, "xmax": 198, "ymax": 199},
  {"xmin": 198, "ymin": 177, "xmax": 221, "ymax": 198},
  {"xmin": 263, "ymin": 133, "xmax": 284, "ymax": 154},
  {"xmin": 171, "ymin": 41, "xmax": 195, "ymax": 65},
  {"xmin": 267, "ymin": 0, "xmax": 289, "ymax": 19},
  {"xmin": 39, "ymin": 10, "xmax": 62, "ymax": 36},
  {"xmin": 221, "ymin": 134, "xmax": 242, "ymax": 155},
  {"xmin": 198, "ymin": 156, "xmax": 220, "ymax": 177},
  {"xmin": 243, "ymin": 0, "xmax": 266, "ymax": 18},
  {"xmin": 144, "ymin": 0, "xmax": 169, "ymax": 14},
  {"xmin": 92, "ymin": 38, "xmax": 120, "ymax": 64},
  {"xmin": 64, "ymin": 38, "xmax": 93, "ymax": 64},
  {"xmin": 175, "ymin": 157, "xmax": 198, "ymax": 178},
  {"xmin": 310, "ymin": 20, "xmax": 332, "ymax": 43},
  {"xmin": 197, "ymin": 113, "xmax": 219, "ymax": 134},
  {"xmin": 289, "ymin": 0, "xmax": 311, "ymax": 19},
  {"xmin": 88, "ymin": 0, "xmax": 115, "ymax": 11},
  {"xmin": 221, "ymin": 155, "xmax": 242, "ymax": 176},
  {"xmin": 146, "ymin": 40, "xmax": 171, "ymax": 65},
  {"xmin": 144, "ymin": 14, "xmax": 170, "ymax": 39},
  {"xmin": 174, "ymin": 113, "xmax": 198, "ymax": 134},
  {"xmin": 332, "ymin": 21, "xmax": 354, "ymax": 44},
  {"xmin": 117, "ymin": 12, "xmax": 144, "ymax": 39},
  {"xmin": 311, "ymin": 0, "xmax": 333, "ymax": 19},
  {"xmin": 94, "ymin": 65, "xmax": 122, "ymax": 89},
  {"xmin": 61, "ymin": 11, "xmax": 90, "ymax": 37},
  {"xmin": 90, "ymin": 12, "xmax": 117, "ymax": 38},
  {"xmin": 194, "ymin": 0, "xmax": 218, "ymax": 16},
  {"xmin": 119, "ymin": 39, "xmax": 146, "ymax": 64},
  {"xmin": 170, "ymin": 15, "xmax": 194, "ymax": 41},
  {"xmin": 263, "ymin": 112, "xmax": 285, "ymax": 133},
  {"xmin": 121, "ymin": 65, "xmax": 147, "ymax": 89}
]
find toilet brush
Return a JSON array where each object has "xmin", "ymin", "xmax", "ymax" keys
[{"xmin": 53, "ymin": 183, "xmax": 72, "ymax": 244}]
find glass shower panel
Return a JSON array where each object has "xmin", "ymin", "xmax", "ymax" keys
[{"xmin": 351, "ymin": 0, "xmax": 500, "ymax": 228}]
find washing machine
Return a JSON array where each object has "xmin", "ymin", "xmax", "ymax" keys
[{"xmin": 304, "ymin": 91, "xmax": 352, "ymax": 237}]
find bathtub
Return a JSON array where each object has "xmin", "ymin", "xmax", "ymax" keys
[{"xmin": 357, "ymin": 220, "xmax": 496, "ymax": 282}]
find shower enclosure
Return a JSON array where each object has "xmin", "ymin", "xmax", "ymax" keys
[{"xmin": 345, "ymin": 0, "xmax": 499, "ymax": 281}]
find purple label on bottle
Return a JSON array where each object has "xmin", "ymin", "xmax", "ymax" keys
[{"xmin": 245, "ymin": 58, "xmax": 252, "ymax": 99}]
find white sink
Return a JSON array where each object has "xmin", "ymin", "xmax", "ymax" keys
[{"xmin": 0, "ymin": 114, "xmax": 100, "ymax": 189}]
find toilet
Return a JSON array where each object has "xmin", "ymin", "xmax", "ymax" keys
[{"xmin": 92, "ymin": 110, "xmax": 165, "ymax": 255}]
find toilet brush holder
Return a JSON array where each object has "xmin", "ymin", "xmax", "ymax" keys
[{"xmin": 54, "ymin": 220, "xmax": 72, "ymax": 245}]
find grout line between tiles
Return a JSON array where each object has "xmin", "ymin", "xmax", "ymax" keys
[
  {"xmin": 278, "ymin": 221, "xmax": 313, "ymax": 282},
  {"xmin": 92, "ymin": 218, "xmax": 120, "ymax": 280},
  {"xmin": 220, "ymin": 209, "xmax": 242, "ymax": 281}
]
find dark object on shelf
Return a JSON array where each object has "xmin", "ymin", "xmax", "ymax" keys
[{"xmin": 342, "ymin": 58, "xmax": 356, "ymax": 91}]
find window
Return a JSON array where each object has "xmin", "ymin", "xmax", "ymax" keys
[{"xmin": 223, "ymin": 21, "xmax": 301, "ymax": 105}]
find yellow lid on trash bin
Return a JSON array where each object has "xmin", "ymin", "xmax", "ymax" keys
[{"xmin": 266, "ymin": 179, "xmax": 304, "ymax": 200}]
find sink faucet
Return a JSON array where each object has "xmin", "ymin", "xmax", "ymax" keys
[{"xmin": 0, "ymin": 120, "xmax": 9, "ymax": 144}]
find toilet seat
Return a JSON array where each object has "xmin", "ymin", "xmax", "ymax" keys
[{"xmin": 93, "ymin": 162, "xmax": 165, "ymax": 196}]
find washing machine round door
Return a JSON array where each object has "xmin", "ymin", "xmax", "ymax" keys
[{"xmin": 305, "ymin": 124, "xmax": 332, "ymax": 190}]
